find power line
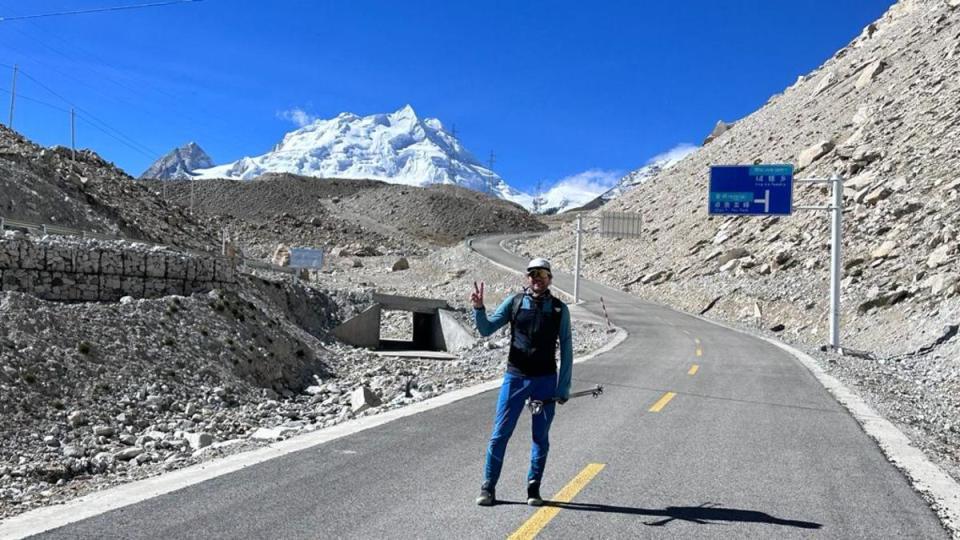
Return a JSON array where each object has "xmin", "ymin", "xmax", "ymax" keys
[
  {"xmin": 0, "ymin": 28, "xmax": 251, "ymax": 153},
  {"xmin": 0, "ymin": 86, "xmax": 155, "ymax": 163},
  {"xmin": 0, "ymin": 26, "xmax": 151, "ymax": 112},
  {"xmin": 1, "ymin": 64, "xmax": 161, "ymax": 160},
  {"xmin": 14, "ymin": 67, "xmax": 159, "ymax": 158},
  {"xmin": 3, "ymin": 18, "xmax": 191, "ymax": 108},
  {"xmin": 0, "ymin": 86, "xmax": 72, "ymax": 113},
  {"xmin": 74, "ymin": 114, "xmax": 158, "ymax": 160},
  {"xmin": 0, "ymin": 0, "xmax": 202, "ymax": 22}
]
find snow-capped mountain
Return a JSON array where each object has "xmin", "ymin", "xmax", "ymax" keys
[
  {"xmin": 538, "ymin": 187, "xmax": 598, "ymax": 215},
  {"xmin": 140, "ymin": 142, "xmax": 213, "ymax": 180},
  {"xmin": 532, "ymin": 145, "xmax": 698, "ymax": 214},
  {"xmin": 192, "ymin": 105, "xmax": 533, "ymax": 208},
  {"xmin": 589, "ymin": 144, "xmax": 698, "ymax": 207},
  {"xmin": 531, "ymin": 170, "xmax": 624, "ymax": 215}
]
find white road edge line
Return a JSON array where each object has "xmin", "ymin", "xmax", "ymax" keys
[
  {"xmin": 488, "ymin": 232, "xmax": 960, "ymax": 537},
  {"xmin": 0, "ymin": 250, "xmax": 628, "ymax": 540},
  {"xmin": 684, "ymin": 308, "xmax": 960, "ymax": 537},
  {"xmin": 761, "ymin": 336, "xmax": 960, "ymax": 537}
]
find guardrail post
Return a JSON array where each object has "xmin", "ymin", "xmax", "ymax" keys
[{"xmin": 42, "ymin": 224, "xmax": 47, "ymax": 235}]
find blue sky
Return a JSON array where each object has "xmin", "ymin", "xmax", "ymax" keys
[{"xmin": 0, "ymin": 0, "xmax": 892, "ymax": 193}]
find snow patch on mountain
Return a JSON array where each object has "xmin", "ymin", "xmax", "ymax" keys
[
  {"xmin": 534, "ymin": 169, "xmax": 622, "ymax": 214},
  {"xmin": 192, "ymin": 105, "xmax": 532, "ymax": 208},
  {"xmin": 598, "ymin": 144, "xmax": 698, "ymax": 203}
]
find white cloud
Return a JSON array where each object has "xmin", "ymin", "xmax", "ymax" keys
[
  {"xmin": 532, "ymin": 169, "xmax": 623, "ymax": 213},
  {"xmin": 542, "ymin": 169, "xmax": 623, "ymax": 195},
  {"xmin": 647, "ymin": 143, "xmax": 698, "ymax": 165},
  {"xmin": 277, "ymin": 108, "xmax": 316, "ymax": 127}
]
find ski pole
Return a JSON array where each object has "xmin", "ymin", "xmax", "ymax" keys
[{"xmin": 526, "ymin": 384, "xmax": 603, "ymax": 415}]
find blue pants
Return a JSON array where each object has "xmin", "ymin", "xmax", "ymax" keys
[{"xmin": 482, "ymin": 372, "xmax": 557, "ymax": 488}]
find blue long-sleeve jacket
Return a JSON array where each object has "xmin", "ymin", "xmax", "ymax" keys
[{"xmin": 474, "ymin": 292, "xmax": 573, "ymax": 400}]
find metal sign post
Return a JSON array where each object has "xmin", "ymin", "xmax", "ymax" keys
[
  {"xmin": 830, "ymin": 173, "xmax": 843, "ymax": 350},
  {"xmin": 572, "ymin": 210, "xmax": 643, "ymax": 305},
  {"xmin": 708, "ymin": 165, "xmax": 844, "ymax": 350},
  {"xmin": 794, "ymin": 173, "xmax": 844, "ymax": 350}
]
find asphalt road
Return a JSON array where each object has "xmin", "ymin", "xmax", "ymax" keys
[{"xmin": 29, "ymin": 234, "xmax": 947, "ymax": 539}]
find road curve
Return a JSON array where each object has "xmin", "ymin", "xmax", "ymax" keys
[{"xmin": 16, "ymin": 234, "xmax": 949, "ymax": 539}]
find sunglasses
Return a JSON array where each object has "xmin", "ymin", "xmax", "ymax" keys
[{"xmin": 527, "ymin": 269, "xmax": 551, "ymax": 279}]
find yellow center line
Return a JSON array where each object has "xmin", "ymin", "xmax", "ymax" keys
[
  {"xmin": 695, "ymin": 347, "xmax": 702, "ymax": 357},
  {"xmin": 509, "ymin": 463, "xmax": 606, "ymax": 540},
  {"xmin": 648, "ymin": 391, "xmax": 677, "ymax": 412},
  {"xmin": 695, "ymin": 338, "xmax": 701, "ymax": 344},
  {"xmin": 688, "ymin": 364, "xmax": 699, "ymax": 375}
]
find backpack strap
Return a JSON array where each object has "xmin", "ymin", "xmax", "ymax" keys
[
  {"xmin": 550, "ymin": 295, "xmax": 565, "ymax": 327},
  {"xmin": 510, "ymin": 293, "xmax": 524, "ymax": 322},
  {"xmin": 509, "ymin": 293, "xmax": 524, "ymax": 345}
]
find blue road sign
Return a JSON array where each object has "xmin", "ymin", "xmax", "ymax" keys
[{"xmin": 709, "ymin": 164, "xmax": 794, "ymax": 215}]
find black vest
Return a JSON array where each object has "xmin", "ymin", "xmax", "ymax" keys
[{"xmin": 508, "ymin": 292, "xmax": 564, "ymax": 377}]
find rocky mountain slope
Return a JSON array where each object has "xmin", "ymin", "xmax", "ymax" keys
[
  {"xmin": 142, "ymin": 174, "xmax": 547, "ymax": 259},
  {"xmin": 516, "ymin": 0, "xmax": 960, "ymax": 483},
  {"xmin": 139, "ymin": 142, "xmax": 213, "ymax": 180},
  {"xmin": 0, "ymin": 125, "xmax": 587, "ymax": 522},
  {"xmin": 190, "ymin": 105, "xmax": 535, "ymax": 209},
  {"xmin": 0, "ymin": 237, "xmax": 615, "ymax": 519},
  {"xmin": 0, "ymin": 126, "xmax": 219, "ymax": 251}
]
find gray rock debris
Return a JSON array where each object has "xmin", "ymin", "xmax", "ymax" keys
[
  {"xmin": 855, "ymin": 59, "xmax": 886, "ymax": 89},
  {"xmin": 183, "ymin": 432, "xmax": 213, "ymax": 450},
  {"xmin": 797, "ymin": 140, "xmax": 835, "ymax": 170},
  {"xmin": 514, "ymin": 0, "xmax": 960, "ymax": 495},
  {"xmin": 351, "ymin": 386, "xmax": 382, "ymax": 413}
]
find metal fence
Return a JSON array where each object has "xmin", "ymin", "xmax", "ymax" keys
[{"xmin": 0, "ymin": 216, "xmax": 123, "ymax": 242}]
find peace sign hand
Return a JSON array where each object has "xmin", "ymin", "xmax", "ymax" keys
[{"xmin": 471, "ymin": 281, "xmax": 485, "ymax": 309}]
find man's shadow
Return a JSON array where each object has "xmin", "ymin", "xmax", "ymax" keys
[{"xmin": 498, "ymin": 500, "xmax": 822, "ymax": 529}]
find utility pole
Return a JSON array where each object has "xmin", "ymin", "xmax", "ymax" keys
[
  {"xmin": 450, "ymin": 124, "xmax": 457, "ymax": 139},
  {"xmin": 8, "ymin": 64, "xmax": 17, "ymax": 128},
  {"xmin": 574, "ymin": 213, "xmax": 583, "ymax": 303},
  {"xmin": 70, "ymin": 108, "xmax": 76, "ymax": 160},
  {"xmin": 487, "ymin": 150, "xmax": 495, "ymax": 170},
  {"xmin": 533, "ymin": 179, "xmax": 545, "ymax": 214}
]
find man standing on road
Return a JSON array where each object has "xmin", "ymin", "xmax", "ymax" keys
[{"xmin": 471, "ymin": 258, "xmax": 573, "ymax": 507}]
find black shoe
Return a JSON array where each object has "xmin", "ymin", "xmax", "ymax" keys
[
  {"xmin": 476, "ymin": 483, "xmax": 495, "ymax": 506},
  {"xmin": 527, "ymin": 480, "xmax": 543, "ymax": 506}
]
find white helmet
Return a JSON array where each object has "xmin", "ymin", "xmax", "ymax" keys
[{"xmin": 526, "ymin": 258, "xmax": 552, "ymax": 274}]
